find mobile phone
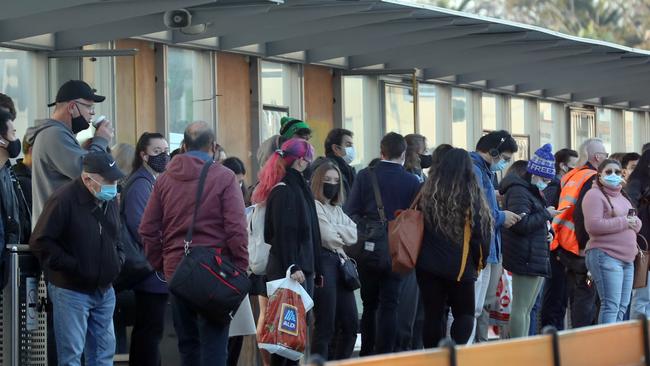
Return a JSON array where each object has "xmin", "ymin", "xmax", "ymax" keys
[
  {"xmin": 559, "ymin": 205, "xmax": 571, "ymax": 211},
  {"xmin": 92, "ymin": 115, "xmax": 106, "ymax": 128},
  {"xmin": 629, "ymin": 209, "xmax": 637, "ymax": 217}
]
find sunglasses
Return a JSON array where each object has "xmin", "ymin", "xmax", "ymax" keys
[{"xmin": 603, "ymin": 169, "xmax": 622, "ymax": 176}]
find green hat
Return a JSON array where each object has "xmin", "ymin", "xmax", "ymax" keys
[{"xmin": 280, "ymin": 117, "xmax": 311, "ymax": 139}]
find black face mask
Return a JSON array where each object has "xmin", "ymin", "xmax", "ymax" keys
[
  {"xmin": 3, "ymin": 138, "xmax": 21, "ymax": 158},
  {"xmin": 147, "ymin": 153, "xmax": 170, "ymax": 173},
  {"xmin": 323, "ymin": 183, "xmax": 339, "ymax": 200},
  {"xmin": 71, "ymin": 105, "xmax": 90, "ymax": 134},
  {"xmin": 419, "ymin": 154, "xmax": 433, "ymax": 169}
]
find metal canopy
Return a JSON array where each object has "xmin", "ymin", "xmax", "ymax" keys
[{"xmin": 1, "ymin": 0, "xmax": 650, "ymax": 108}]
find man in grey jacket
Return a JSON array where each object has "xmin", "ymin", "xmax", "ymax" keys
[{"xmin": 28, "ymin": 80, "xmax": 114, "ymax": 224}]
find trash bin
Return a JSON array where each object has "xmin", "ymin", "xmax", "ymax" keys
[{"xmin": 1, "ymin": 245, "xmax": 48, "ymax": 366}]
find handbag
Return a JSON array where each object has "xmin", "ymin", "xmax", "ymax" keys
[
  {"xmin": 114, "ymin": 176, "xmax": 154, "ymax": 292},
  {"xmin": 169, "ymin": 160, "xmax": 251, "ymax": 325},
  {"xmin": 634, "ymin": 234, "xmax": 649, "ymax": 289},
  {"xmin": 344, "ymin": 167, "xmax": 391, "ymax": 272},
  {"xmin": 388, "ymin": 191, "xmax": 424, "ymax": 274},
  {"xmin": 338, "ymin": 253, "xmax": 361, "ymax": 291}
]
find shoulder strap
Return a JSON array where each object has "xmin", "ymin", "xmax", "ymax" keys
[
  {"xmin": 184, "ymin": 160, "xmax": 214, "ymax": 252},
  {"xmin": 369, "ymin": 167, "xmax": 387, "ymax": 223},
  {"xmin": 119, "ymin": 175, "xmax": 151, "ymax": 215}
]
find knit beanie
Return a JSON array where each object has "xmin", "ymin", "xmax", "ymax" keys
[
  {"xmin": 527, "ymin": 143, "xmax": 556, "ymax": 179},
  {"xmin": 280, "ymin": 117, "xmax": 311, "ymax": 139}
]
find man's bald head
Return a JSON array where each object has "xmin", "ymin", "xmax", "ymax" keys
[
  {"xmin": 578, "ymin": 138, "xmax": 608, "ymax": 168},
  {"xmin": 184, "ymin": 121, "xmax": 215, "ymax": 152}
]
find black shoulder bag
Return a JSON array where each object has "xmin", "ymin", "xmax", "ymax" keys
[
  {"xmin": 344, "ymin": 167, "xmax": 391, "ymax": 273},
  {"xmin": 114, "ymin": 176, "xmax": 154, "ymax": 292},
  {"xmin": 169, "ymin": 160, "xmax": 251, "ymax": 325}
]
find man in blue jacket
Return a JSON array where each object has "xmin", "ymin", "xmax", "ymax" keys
[
  {"xmin": 469, "ymin": 130, "xmax": 521, "ymax": 343},
  {"xmin": 345, "ymin": 132, "xmax": 421, "ymax": 356}
]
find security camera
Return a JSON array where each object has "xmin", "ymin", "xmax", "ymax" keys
[{"xmin": 164, "ymin": 9, "xmax": 192, "ymax": 29}]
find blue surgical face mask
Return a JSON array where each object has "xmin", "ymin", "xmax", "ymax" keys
[
  {"xmin": 88, "ymin": 175, "xmax": 118, "ymax": 201},
  {"xmin": 343, "ymin": 146, "xmax": 356, "ymax": 164},
  {"xmin": 535, "ymin": 180, "xmax": 548, "ymax": 191},
  {"xmin": 602, "ymin": 174, "xmax": 623, "ymax": 188},
  {"xmin": 490, "ymin": 159, "xmax": 507, "ymax": 172}
]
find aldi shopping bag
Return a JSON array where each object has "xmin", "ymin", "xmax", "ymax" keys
[
  {"xmin": 489, "ymin": 270, "xmax": 513, "ymax": 326},
  {"xmin": 258, "ymin": 267, "xmax": 314, "ymax": 361}
]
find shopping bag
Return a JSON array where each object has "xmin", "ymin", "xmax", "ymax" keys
[
  {"xmin": 489, "ymin": 270, "xmax": 513, "ymax": 326},
  {"xmin": 228, "ymin": 296, "xmax": 256, "ymax": 337},
  {"xmin": 258, "ymin": 267, "xmax": 314, "ymax": 361}
]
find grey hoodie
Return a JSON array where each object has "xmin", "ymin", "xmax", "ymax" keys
[{"xmin": 28, "ymin": 119, "xmax": 108, "ymax": 226}]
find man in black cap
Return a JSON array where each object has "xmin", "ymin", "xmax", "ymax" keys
[
  {"xmin": 27, "ymin": 80, "xmax": 115, "ymax": 225},
  {"xmin": 30, "ymin": 151, "xmax": 124, "ymax": 366}
]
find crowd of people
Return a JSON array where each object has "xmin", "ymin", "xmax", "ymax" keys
[{"xmin": 0, "ymin": 79, "xmax": 649, "ymax": 366}]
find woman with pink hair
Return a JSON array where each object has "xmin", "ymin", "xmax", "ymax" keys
[{"xmin": 252, "ymin": 138, "xmax": 321, "ymax": 366}]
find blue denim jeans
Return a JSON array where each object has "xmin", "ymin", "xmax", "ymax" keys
[
  {"xmin": 48, "ymin": 283, "xmax": 116, "ymax": 366},
  {"xmin": 586, "ymin": 248, "xmax": 634, "ymax": 324},
  {"xmin": 171, "ymin": 294, "xmax": 230, "ymax": 366},
  {"xmin": 631, "ymin": 271, "xmax": 650, "ymax": 319}
]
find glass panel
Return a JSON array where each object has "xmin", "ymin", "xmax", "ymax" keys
[
  {"xmin": 597, "ymin": 108, "xmax": 612, "ymax": 153},
  {"xmin": 261, "ymin": 107, "xmax": 289, "ymax": 144},
  {"xmin": 261, "ymin": 60, "xmax": 289, "ymax": 108},
  {"xmin": 79, "ymin": 43, "xmax": 115, "ymax": 145},
  {"xmin": 625, "ymin": 111, "xmax": 635, "ymax": 152},
  {"xmin": 343, "ymin": 76, "xmax": 365, "ymax": 165},
  {"xmin": 452, "ymin": 88, "xmax": 468, "ymax": 149},
  {"xmin": 384, "ymin": 84, "xmax": 414, "ymax": 135},
  {"xmin": 418, "ymin": 83, "xmax": 436, "ymax": 145},
  {"xmin": 0, "ymin": 47, "xmax": 48, "ymax": 155},
  {"xmin": 539, "ymin": 101, "xmax": 554, "ymax": 146},
  {"xmin": 166, "ymin": 47, "xmax": 213, "ymax": 150},
  {"xmin": 482, "ymin": 93, "xmax": 497, "ymax": 131},
  {"xmin": 511, "ymin": 97, "xmax": 525, "ymax": 135},
  {"xmin": 571, "ymin": 109, "xmax": 595, "ymax": 150}
]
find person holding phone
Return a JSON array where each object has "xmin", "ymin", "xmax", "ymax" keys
[
  {"xmin": 500, "ymin": 144, "xmax": 559, "ymax": 338},
  {"xmin": 583, "ymin": 159, "xmax": 642, "ymax": 324}
]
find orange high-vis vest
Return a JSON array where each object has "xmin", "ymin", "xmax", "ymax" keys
[{"xmin": 550, "ymin": 166, "xmax": 597, "ymax": 255}]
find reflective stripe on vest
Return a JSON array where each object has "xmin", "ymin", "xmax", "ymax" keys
[{"xmin": 550, "ymin": 166, "xmax": 597, "ymax": 254}]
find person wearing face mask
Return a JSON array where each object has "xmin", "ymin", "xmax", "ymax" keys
[
  {"xmin": 28, "ymin": 80, "xmax": 114, "ymax": 227},
  {"xmin": 30, "ymin": 151, "xmax": 125, "ymax": 366},
  {"xmin": 344, "ymin": 132, "xmax": 421, "ymax": 355},
  {"xmin": 314, "ymin": 128, "xmax": 357, "ymax": 197},
  {"xmin": 469, "ymin": 130, "xmax": 521, "ymax": 343},
  {"xmin": 0, "ymin": 109, "xmax": 22, "ymax": 286},
  {"xmin": 500, "ymin": 144, "xmax": 560, "ymax": 337},
  {"xmin": 539, "ymin": 147, "xmax": 578, "ymax": 331},
  {"xmin": 404, "ymin": 134, "xmax": 430, "ymax": 183},
  {"xmin": 251, "ymin": 137, "xmax": 320, "ymax": 366},
  {"xmin": 583, "ymin": 159, "xmax": 642, "ymax": 324},
  {"xmin": 552, "ymin": 138, "xmax": 609, "ymax": 328},
  {"xmin": 140, "ymin": 122, "xmax": 248, "ymax": 366},
  {"xmin": 309, "ymin": 161, "xmax": 358, "ymax": 360},
  {"xmin": 119, "ymin": 132, "xmax": 169, "ymax": 366}
]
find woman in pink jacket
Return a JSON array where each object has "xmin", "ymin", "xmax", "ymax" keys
[{"xmin": 583, "ymin": 159, "xmax": 642, "ymax": 324}]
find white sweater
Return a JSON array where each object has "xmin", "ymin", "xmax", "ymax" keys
[{"xmin": 315, "ymin": 200, "xmax": 357, "ymax": 255}]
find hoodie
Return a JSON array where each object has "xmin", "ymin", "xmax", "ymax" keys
[
  {"xmin": 28, "ymin": 119, "xmax": 109, "ymax": 225},
  {"xmin": 139, "ymin": 153, "xmax": 249, "ymax": 280},
  {"xmin": 470, "ymin": 152, "xmax": 506, "ymax": 264}
]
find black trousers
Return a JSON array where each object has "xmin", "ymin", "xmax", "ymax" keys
[
  {"xmin": 416, "ymin": 270, "xmax": 475, "ymax": 348},
  {"xmin": 311, "ymin": 251, "xmax": 358, "ymax": 360},
  {"xmin": 129, "ymin": 291, "xmax": 168, "ymax": 366},
  {"xmin": 566, "ymin": 269, "xmax": 598, "ymax": 328},
  {"xmin": 394, "ymin": 270, "xmax": 423, "ymax": 351},
  {"xmin": 541, "ymin": 250, "xmax": 568, "ymax": 330},
  {"xmin": 359, "ymin": 266, "xmax": 403, "ymax": 356}
]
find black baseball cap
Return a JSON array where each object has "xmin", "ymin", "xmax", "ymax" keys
[
  {"xmin": 82, "ymin": 152, "xmax": 125, "ymax": 182},
  {"xmin": 47, "ymin": 80, "xmax": 105, "ymax": 107}
]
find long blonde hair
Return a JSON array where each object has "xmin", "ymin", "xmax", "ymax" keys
[{"xmin": 420, "ymin": 148, "xmax": 493, "ymax": 244}]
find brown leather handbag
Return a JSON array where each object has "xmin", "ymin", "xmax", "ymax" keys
[
  {"xmin": 389, "ymin": 191, "xmax": 424, "ymax": 274},
  {"xmin": 633, "ymin": 234, "xmax": 649, "ymax": 289}
]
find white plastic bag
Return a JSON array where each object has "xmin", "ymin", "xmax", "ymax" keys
[
  {"xmin": 258, "ymin": 267, "xmax": 314, "ymax": 361},
  {"xmin": 228, "ymin": 296, "xmax": 256, "ymax": 337},
  {"xmin": 489, "ymin": 270, "xmax": 513, "ymax": 326}
]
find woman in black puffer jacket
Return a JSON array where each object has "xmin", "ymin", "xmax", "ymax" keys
[{"xmin": 501, "ymin": 144, "xmax": 560, "ymax": 338}]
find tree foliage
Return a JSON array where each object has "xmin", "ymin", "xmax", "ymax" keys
[{"xmin": 414, "ymin": 0, "xmax": 650, "ymax": 50}]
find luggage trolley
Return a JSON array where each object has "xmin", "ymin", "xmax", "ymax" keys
[{"xmin": 1, "ymin": 245, "xmax": 48, "ymax": 366}]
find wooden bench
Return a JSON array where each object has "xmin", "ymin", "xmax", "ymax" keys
[
  {"xmin": 327, "ymin": 348, "xmax": 451, "ymax": 366},
  {"xmin": 457, "ymin": 334, "xmax": 555, "ymax": 366}
]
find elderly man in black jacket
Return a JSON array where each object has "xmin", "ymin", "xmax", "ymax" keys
[{"xmin": 30, "ymin": 151, "xmax": 125, "ymax": 366}]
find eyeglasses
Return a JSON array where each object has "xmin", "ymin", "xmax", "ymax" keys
[
  {"xmin": 74, "ymin": 101, "xmax": 95, "ymax": 113},
  {"xmin": 603, "ymin": 169, "xmax": 622, "ymax": 176},
  {"xmin": 500, "ymin": 154, "xmax": 512, "ymax": 163}
]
